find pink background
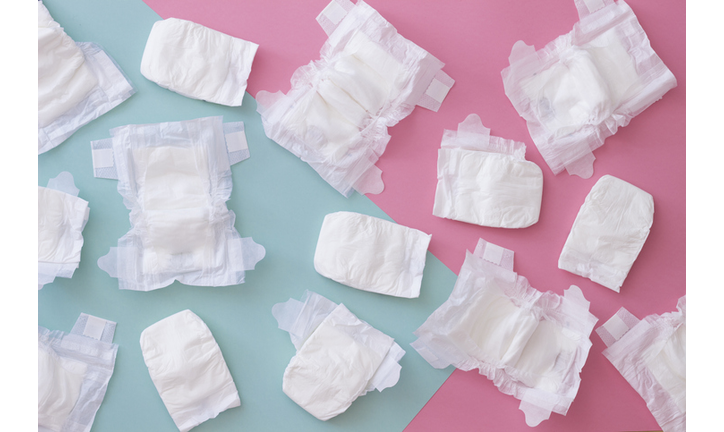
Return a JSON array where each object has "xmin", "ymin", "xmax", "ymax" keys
[{"xmin": 143, "ymin": 0, "xmax": 685, "ymax": 430}]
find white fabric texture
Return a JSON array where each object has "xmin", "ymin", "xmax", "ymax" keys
[
  {"xmin": 38, "ymin": 1, "xmax": 135, "ymax": 154},
  {"xmin": 140, "ymin": 310, "xmax": 240, "ymax": 432},
  {"xmin": 140, "ymin": 18, "xmax": 258, "ymax": 107},
  {"xmin": 272, "ymin": 291, "xmax": 405, "ymax": 421},
  {"xmin": 597, "ymin": 296, "xmax": 686, "ymax": 432},
  {"xmin": 93, "ymin": 116, "xmax": 265, "ymax": 291},
  {"xmin": 501, "ymin": 0, "xmax": 676, "ymax": 178},
  {"xmin": 314, "ymin": 211, "xmax": 431, "ymax": 298},
  {"xmin": 433, "ymin": 114, "xmax": 543, "ymax": 228},
  {"xmin": 39, "ymin": 314, "xmax": 118, "ymax": 432},
  {"xmin": 411, "ymin": 239, "xmax": 598, "ymax": 427},
  {"xmin": 38, "ymin": 172, "xmax": 90, "ymax": 290},
  {"xmin": 558, "ymin": 175, "xmax": 654, "ymax": 292},
  {"xmin": 256, "ymin": 0, "xmax": 454, "ymax": 197}
]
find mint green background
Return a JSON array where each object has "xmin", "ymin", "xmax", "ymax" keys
[{"xmin": 38, "ymin": 1, "xmax": 456, "ymax": 430}]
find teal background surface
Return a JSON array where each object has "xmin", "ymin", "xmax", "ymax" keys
[{"xmin": 38, "ymin": 0, "xmax": 456, "ymax": 431}]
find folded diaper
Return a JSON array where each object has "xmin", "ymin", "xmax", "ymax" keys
[
  {"xmin": 559, "ymin": 175, "xmax": 654, "ymax": 292},
  {"xmin": 502, "ymin": 0, "xmax": 676, "ymax": 178},
  {"xmin": 412, "ymin": 239, "xmax": 598, "ymax": 426},
  {"xmin": 141, "ymin": 18, "xmax": 259, "ymax": 106},
  {"xmin": 38, "ymin": 172, "xmax": 90, "ymax": 289},
  {"xmin": 314, "ymin": 211, "xmax": 431, "ymax": 298},
  {"xmin": 257, "ymin": 0, "xmax": 454, "ymax": 197},
  {"xmin": 433, "ymin": 114, "xmax": 543, "ymax": 228},
  {"xmin": 273, "ymin": 291, "xmax": 405, "ymax": 420},
  {"xmin": 141, "ymin": 310, "xmax": 240, "ymax": 432}
]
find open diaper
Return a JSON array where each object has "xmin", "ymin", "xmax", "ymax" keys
[
  {"xmin": 412, "ymin": 239, "xmax": 598, "ymax": 426},
  {"xmin": 558, "ymin": 175, "xmax": 654, "ymax": 292},
  {"xmin": 314, "ymin": 211, "xmax": 431, "ymax": 298},
  {"xmin": 38, "ymin": 1, "xmax": 135, "ymax": 154},
  {"xmin": 257, "ymin": 0, "xmax": 454, "ymax": 197},
  {"xmin": 272, "ymin": 291, "xmax": 405, "ymax": 421},
  {"xmin": 140, "ymin": 310, "xmax": 240, "ymax": 432},
  {"xmin": 433, "ymin": 114, "xmax": 543, "ymax": 228},
  {"xmin": 92, "ymin": 116, "xmax": 264, "ymax": 291},
  {"xmin": 140, "ymin": 18, "xmax": 258, "ymax": 106},
  {"xmin": 597, "ymin": 296, "xmax": 686, "ymax": 432},
  {"xmin": 39, "ymin": 313, "xmax": 118, "ymax": 432},
  {"xmin": 38, "ymin": 172, "xmax": 90, "ymax": 289},
  {"xmin": 501, "ymin": 0, "xmax": 676, "ymax": 178}
]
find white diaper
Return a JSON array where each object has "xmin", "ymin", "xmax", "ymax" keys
[
  {"xmin": 140, "ymin": 18, "xmax": 258, "ymax": 106},
  {"xmin": 314, "ymin": 211, "xmax": 431, "ymax": 298},
  {"xmin": 38, "ymin": 1, "xmax": 135, "ymax": 154},
  {"xmin": 257, "ymin": 0, "xmax": 454, "ymax": 197},
  {"xmin": 92, "ymin": 116, "xmax": 264, "ymax": 291},
  {"xmin": 558, "ymin": 175, "xmax": 654, "ymax": 292},
  {"xmin": 412, "ymin": 239, "xmax": 598, "ymax": 427},
  {"xmin": 502, "ymin": 0, "xmax": 676, "ymax": 178},
  {"xmin": 39, "ymin": 314, "xmax": 118, "ymax": 432},
  {"xmin": 597, "ymin": 296, "xmax": 686, "ymax": 432},
  {"xmin": 140, "ymin": 310, "xmax": 240, "ymax": 432},
  {"xmin": 272, "ymin": 291, "xmax": 405, "ymax": 420},
  {"xmin": 433, "ymin": 114, "xmax": 543, "ymax": 228},
  {"xmin": 38, "ymin": 172, "xmax": 90, "ymax": 289}
]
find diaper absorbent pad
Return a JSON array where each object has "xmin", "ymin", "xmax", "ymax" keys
[
  {"xmin": 272, "ymin": 291, "xmax": 405, "ymax": 421},
  {"xmin": 38, "ymin": 1, "xmax": 135, "ymax": 154},
  {"xmin": 412, "ymin": 238, "xmax": 598, "ymax": 427},
  {"xmin": 140, "ymin": 18, "xmax": 259, "ymax": 107},
  {"xmin": 140, "ymin": 310, "xmax": 240, "ymax": 432},
  {"xmin": 433, "ymin": 114, "xmax": 543, "ymax": 228},
  {"xmin": 256, "ymin": 0, "xmax": 454, "ymax": 197},
  {"xmin": 314, "ymin": 211, "xmax": 431, "ymax": 298},
  {"xmin": 38, "ymin": 172, "xmax": 90, "ymax": 289},
  {"xmin": 558, "ymin": 175, "xmax": 654, "ymax": 292},
  {"xmin": 501, "ymin": 0, "xmax": 676, "ymax": 178},
  {"xmin": 597, "ymin": 296, "xmax": 686, "ymax": 432},
  {"xmin": 39, "ymin": 313, "xmax": 118, "ymax": 432},
  {"xmin": 92, "ymin": 116, "xmax": 265, "ymax": 291}
]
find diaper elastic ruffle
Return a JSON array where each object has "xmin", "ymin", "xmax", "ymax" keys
[
  {"xmin": 412, "ymin": 239, "xmax": 598, "ymax": 427},
  {"xmin": 314, "ymin": 211, "xmax": 431, "ymax": 298},
  {"xmin": 433, "ymin": 114, "xmax": 543, "ymax": 228},
  {"xmin": 272, "ymin": 291, "xmax": 405, "ymax": 420},
  {"xmin": 558, "ymin": 175, "xmax": 654, "ymax": 292},
  {"xmin": 92, "ymin": 116, "xmax": 265, "ymax": 291},
  {"xmin": 140, "ymin": 18, "xmax": 258, "ymax": 107},
  {"xmin": 501, "ymin": 0, "xmax": 676, "ymax": 178},
  {"xmin": 257, "ymin": 0, "xmax": 454, "ymax": 197}
]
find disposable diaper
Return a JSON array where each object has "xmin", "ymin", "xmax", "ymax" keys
[
  {"xmin": 558, "ymin": 175, "xmax": 653, "ymax": 292},
  {"xmin": 39, "ymin": 313, "xmax": 118, "ymax": 432},
  {"xmin": 38, "ymin": 172, "xmax": 90, "ymax": 289},
  {"xmin": 412, "ymin": 239, "xmax": 598, "ymax": 427},
  {"xmin": 501, "ymin": 0, "xmax": 676, "ymax": 178},
  {"xmin": 597, "ymin": 296, "xmax": 686, "ymax": 432},
  {"xmin": 272, "ymin": 291, "xmax": 405, "ymax": 421},
  {"xmin": 92, "ymin": 116, "xmax": 265, "ymax": 291},
  {"xmin": 314, "ymin": 211, "xmax": 431, "ymax": 298},
  {"xmin": 433, "ymin": 114, "xmax": 543, "ymax": 228},
  {"xmin": 257, "ymin": 0, "xmax": 454, "ymax": 197},
  {"xmin": 140, "ymin": 18, "xmax": 259, "ymax": 106},
  {"xmin": 38, "ymin": 1, "xmax": 135, "ymax": 154},
  {"xmin": 140, "ymin": 310, "xmax": 240, "ymax": 432}
]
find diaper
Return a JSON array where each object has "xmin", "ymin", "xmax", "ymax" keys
[{"xmin": 314, "ymin": 211, "xmax": 431, "ymax": 298}]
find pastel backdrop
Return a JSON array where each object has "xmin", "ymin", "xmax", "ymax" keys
[{"xmin": 38, "ymin": 0, "xmax": 685, "ymax": 431}]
